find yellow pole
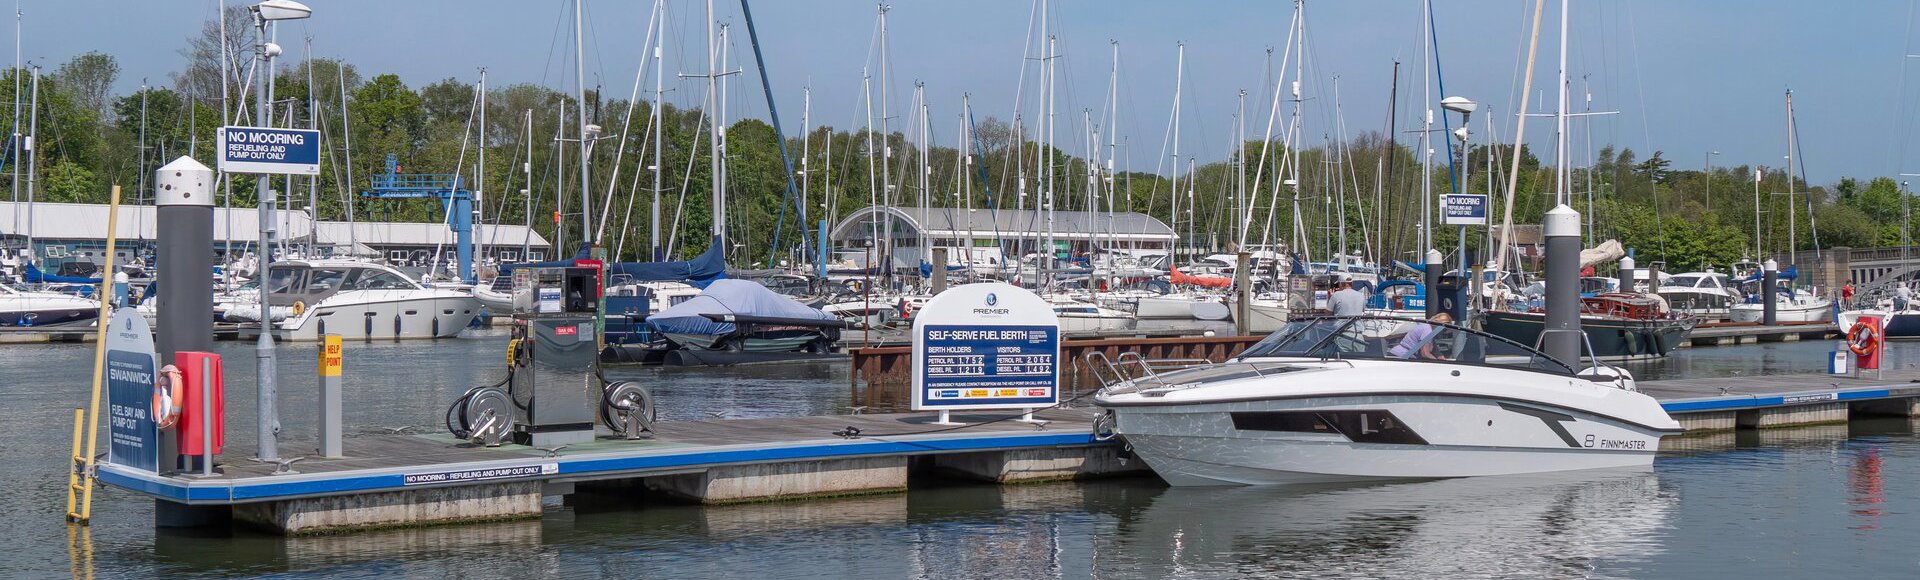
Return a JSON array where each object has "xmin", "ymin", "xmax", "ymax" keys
[{"xmin": 66, "ymin": 184, "xmax": 121, "ymax": 524}]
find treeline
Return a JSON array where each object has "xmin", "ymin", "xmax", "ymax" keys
[{"xmin": 0, "ymin": 8, "xmax": 1905, "ymax": 271}]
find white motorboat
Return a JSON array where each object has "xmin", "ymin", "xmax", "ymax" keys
[
  {"xmin": 0, "ymin": 282, "xmax": 97, "ymax": 327},
  {"xmin": 1729, "ymin": 288, "xmax": 1832, "ymax": 323},
  {"xmin": 1093, "ymin": 316, "xmax": 1680, "ymax": 486},
  {"xmin": 1656, "ymin": 271, "xmax": 1739, "ymax": 320},
  {"xmin": 1838, "ymin": 305, "xmax": 1920, "ymax": 338},
  {"xmin": 224, "ymin": 260, "xmax": 480, "ymax": 341},
  {"xmin": 1228, "ymin": 295, "xmax": 1293, "ymax": 334},
  {"xmin": 1050, "ymin": 296, "xmax": 1134, "ymax": 334}
]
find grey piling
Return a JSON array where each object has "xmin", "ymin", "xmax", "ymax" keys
[
  {"xmin": 1619, "ymin": 255, "xmax": 1636, "ymax": 294},
  {"xmin": 1762, "ymin": 258, "xmax": 1779, "ymax": 326},
  {"xmin": 1543, "ymin": 205, "xmax": 1583, "ymax": 369},
  {"xmin": 1424, "ymin": 249, "xmax": 1443, "ymax": 318},
  {"xmin": 1234, "ymin": 252, "xmax": 1251, "ymax": 335},
  {"xmin": 154, "ymin": 157, "xmax": 215, "ymax": 365}
]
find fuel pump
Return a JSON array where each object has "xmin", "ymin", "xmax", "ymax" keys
[{"xmin": 446, "ymin": 264, "xmax": 655, "ymax": 447}]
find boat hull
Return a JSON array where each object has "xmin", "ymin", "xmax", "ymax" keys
[
  {"xmin": 1108, "ymin": 394, "xmax": 1668, "ymax": 487},
  {"xmin": 1728, "ymin": 301, "xmax": 1832, "ymax": 323},
  {"xmin": 278, "ymin": 292, "xmax": 481, "ymax": 341},
  {"xmin": 1481, "ymin": 310, "xmax": 1695, "ymax": 358}
]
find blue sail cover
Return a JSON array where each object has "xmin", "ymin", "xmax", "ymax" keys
[
  {"xmin": 24, "ymin": 263, "xmax": 101, "ymax": 284},
  {"xmin": 646, "ymin": 279, "xmax": 835, "ymax": 337},
  {"xmin": 502, "ymin": 242, "xmax": 729, "ymax": 287}
]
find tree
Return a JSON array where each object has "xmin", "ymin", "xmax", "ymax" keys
[{"xmin": 54, "ymin": 52, "xmax": 118, "ymax": 121}]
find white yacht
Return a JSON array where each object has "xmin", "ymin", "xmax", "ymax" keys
[
  {"xmin": 1093, "ymin": 316, "xmax": 1680, "ymax": 486},
  {"xmin": 1729, "ymin": 288, "xmax": 1832, "ymax": 323},
  {"xmin": 223, "ymin": 260, "xmax": 480, "ymax": 341},
  {"xmin": 0, "ymin": 281, "xmax": 98, "ymax": 327},
  {"xmin": 1050, "ymin": 296, "xmax": 1134, "ymax": 334},
  {"xmin": 1655, "ymin": 272, "xmax": 1739, "ymax": 320}
]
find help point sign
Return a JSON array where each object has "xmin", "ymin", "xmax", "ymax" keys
[
  {"xmin": 216, "ymin": 126, "xmax": 321, "ymax": 175},
  {"xmin": 912, "ymin": 283, "xmax": 1060, "ymax": 411}
]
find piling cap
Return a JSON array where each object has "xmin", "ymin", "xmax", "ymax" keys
[
  {"xmin": 1425, "ymin": 249, "xmax": 1443, "ymax": 265},
  {"xmin": 1763, "ymin": 259, "xmax": 1778, "ymax": 271},
  {"xmin": 1621, "ymin": 255, "xmax": 1636, "ymax": 270},
  {"xmin": 1544, "ymin": 204, "xmax": 1581, "ymax": 238},
  {"xmin": 156, "ymin": 156, "xmax": 215, "ymax": 207}
]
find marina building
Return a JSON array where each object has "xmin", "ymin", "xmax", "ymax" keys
[
  {"xmin": 829, "ymin": 206, "xmax": 1177, "ymax": 266},
  {"xmin": 0, "ymin": 201, "xmax": 550, "ymax": 274}
]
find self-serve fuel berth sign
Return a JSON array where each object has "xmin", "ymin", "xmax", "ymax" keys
[
  {"xmin": 912, "ymin": 283, "xmax": 1060, "ymax": 411},
  {"xmin": 217, "ymin": 126, "xmax": 321, "ymax": 175}
]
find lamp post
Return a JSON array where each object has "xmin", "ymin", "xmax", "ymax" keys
[
  {"xmin": 1704, "ymin": 150, "xmax": 1720, "ymax": 213},
  {"xmin": 1441, "ymin": 96, "xmax": 1477, "ymax": 311},
  {"xmin": 249, "ymin": 0, "xmax": 310, "ymax": 463}
]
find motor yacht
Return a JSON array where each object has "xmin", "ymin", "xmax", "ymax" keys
[
  {"xmin": 223, "ymin": 260, "xmax": 480, "ymax": 340},
  {"xmin": 1654, "ymin": 271, "xmax": 1739, "ymax": 320},
  {"xmin": 1092, "ymin": 316, "xmax": 1680, "ymax": 486},
  {"xmin": 0, "ymin": 281, "xmax": 98, "ymax": 327}
]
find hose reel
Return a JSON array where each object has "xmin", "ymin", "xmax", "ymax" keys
[
  {"xmin": 446, "ymin": 385, "xmax": 512, "ymax": 447},
  {"xmin": 600, "ymin": 380, "xmax": 656, "ymax": 440}
]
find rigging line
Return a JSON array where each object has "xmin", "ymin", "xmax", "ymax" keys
[
  {"xmin": 594, "ymin": 0, "xmax": 660, "ymax": 245},
  {"xmin": 1622, "ymin": 1, "xmax": 1663, "ymax": 257},
  {"xmin": 665, "ymin": 103, "xmax": 710, "ymax": 259},
  {"xmin": 1790, "ymin": 106, "xmax": 1821, "ymax": 255},
  {"xmin": 1896, "ymin": 0, "xmax": 1919, "ymax": 172},
  {"xmin": 1428, "ymin": 6, "xmax": 1459, "ymax": 194},
  {"xmin": 427, "ymin": 84, "xmax": 482, "ymax": 281},
  {"xmin": 739, "ymin": 0, "xmax": 809, "ymax": 267},
  {"xmin": 1242, "ymin": 7, "xmax": 1301, "ymax": 249}
]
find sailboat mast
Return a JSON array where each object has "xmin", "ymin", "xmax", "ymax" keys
[
  {"xmin": 877, "ymin": 4, "xmax": 893, "ymax": 279},
  {"xmin": 523, "ymin": 110, "xmax": 533, "ymax": 258},
  {"xmin": 1290, "ymin": 0, "xmax": 1307, "ymax": 263},
  {"xmin": 476, "ymin": 68, "xmax": 486, "ymax": 271},
  {"xmin": 706, "ymin": 0, "xmax": 724, "ymax": 246},
  {"xmin": 1555, "ymin": 0, "xmax": 1569, "ymax": 202},
  {"xmin": 24, "ymin": 65, "xmax": 34, "ymax": 255},
  {"xmin": 1784, "ymin": 89, "xmax": 1796, "ymax": 256},
  {"xmin": 340, "ymin": 64, "xmax": 357, "ymax": 253},
  {"xmin": 1235, "ymin": 89, "xmax": 1246, "ymax": 246},
  {"xmin": 574, "ymin": 0, "xmax": 593, "ymax": 250},
  {"xmin": 1418, "ymin": 0, "xmax": 1434, "ymax": 255},
  {"xmin": 1170, "ymin": 42, "xmax": 1184, "ymax": 261},
  {"xmin": 651, "ymin": 1, "xmax": 665, "ymax": 259},
  {"xmin": 801, "ymin": 85, "xmax": 812, "ymax": 269}
]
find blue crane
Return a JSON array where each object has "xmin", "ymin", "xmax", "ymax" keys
[{"xmin": 360, "ymin": 153, "xmax": 478, "ymax": 283}]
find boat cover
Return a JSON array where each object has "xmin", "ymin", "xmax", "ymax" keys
[
  {"xmin": 24, "ymin": 263, "xmax": 100, "ymax": 285},
  {"xmin": 647, "ymin": 279, "xmax": 835, "ymax": 337}
]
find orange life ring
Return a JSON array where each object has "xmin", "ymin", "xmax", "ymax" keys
[
  {"xmin": 153, "ymin": 364, "xmax": 184, "ymax": 430},
  {"xmin": 1848, "ymin": 321, "xmax": 1881, "ymax": 357}
]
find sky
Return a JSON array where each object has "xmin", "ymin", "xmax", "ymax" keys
[{"xmin": 20, "ymin": 0, "xmax": 1920, "ymax": 186}]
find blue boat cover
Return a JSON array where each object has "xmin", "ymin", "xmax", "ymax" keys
[
  {"xmin": 24, "ymin": 263, "xmax": 100, "ymax": 284},
  {"xmin": 646, "ymin": 278, "xmax": 835, "ymax": 337},
  {"xmin": 503, "ymin": 241, "xmax": 728, "ymax": 286},
  {"xmin": 1740, "ymin": 264, "xmax": 1798, "ymax": 282}
]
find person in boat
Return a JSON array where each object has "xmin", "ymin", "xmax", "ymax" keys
[
  {"xmin": 1898, "ymin": 283, "xmax": 1913, "ymax": 312},
  {"xmin": 1329, "ymin": 274, "xmax": 1366, "ymax": 317},
  {"xmin": 1389, "ymin": 311, "xmax": 1453, "ymax": 360}
]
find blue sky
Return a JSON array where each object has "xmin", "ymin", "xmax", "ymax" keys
[{"xmin": 24, "ymin": 0, "xmax": 1920, "ymax": 185}]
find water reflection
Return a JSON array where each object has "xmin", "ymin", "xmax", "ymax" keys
[{"xmin": 1094, "ymin": 469, "xmax": 1673, "ymax": 579}]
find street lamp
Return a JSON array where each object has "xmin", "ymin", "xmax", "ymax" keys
[
  {"xmin": 248, "ymin": 0, "xmax": 311, "ymax": 463},
  {"xmin": 1441, "ymin": 96, "xmax": 1477, "ymax": 294},
  {"xmin": 1705, "ymin": 150, "xmax": 1720, "ymax": 213}
]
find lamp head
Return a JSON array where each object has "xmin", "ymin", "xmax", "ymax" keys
[
  {"xmin": 1440, "ymin": 96, "xmax": 1478, "ymax": 115},
  {"xmin": 252, "ymin": 0, "xmax": 312, "ymax": 21}
]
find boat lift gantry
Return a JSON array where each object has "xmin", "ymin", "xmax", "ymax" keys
[{"xmin": 360, "ymin": 153, "xmax": 477, "ymax": 283}]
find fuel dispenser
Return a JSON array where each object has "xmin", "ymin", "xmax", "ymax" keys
[{"xmin": 446, "ymin": 264, "xmax": 655, "ymax": 448}]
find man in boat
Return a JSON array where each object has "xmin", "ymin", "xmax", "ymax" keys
[
  {"xmin": 1898, "ymin": 283, "xmax": 1913, "ymax": 312},
  {"xmin": 1329, "ymin": 274, "xmax": 1366, "ymax": 317},
  {"xmin": 1389, "ymin": 311, "xmax": 1453, "ymax": 360}
]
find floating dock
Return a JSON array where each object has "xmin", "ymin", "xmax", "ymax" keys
[
  {"xmin": 98, "ymin": 409, "xmax": 1136, "ymax": 534},
  {"xmin": 97, "ymin": 343, "xmax": 1915, "ymax": 536}
]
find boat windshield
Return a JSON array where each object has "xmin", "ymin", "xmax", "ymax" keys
[
  {"xmin": 1663, "ymin": 275, "xmax": 1704, "ymax": 288},
  {"xmin": 1237, "ymin": 316, "xmax": 1576, "ymax": 376}
]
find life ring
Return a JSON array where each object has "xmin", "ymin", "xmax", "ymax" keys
[
  {"xmin": 291, "ymin": 300, "xmax": 307, "ymax": 317},
  {"xmin": 153, "ymin": 364, "xmax": 184, "ymax": 430},
  {"xmin": 1848, "ymin": 321, "xmax": 1881, "ymax": 356}
]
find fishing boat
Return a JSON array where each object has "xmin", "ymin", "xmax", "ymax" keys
[
  {"xmin": 1482, "ymin": 293, "xmax": 1698, "ymax": 358},
  {"xmin": 1093, "ymin": 316, "xmax": 1679, "ymax": 486}
]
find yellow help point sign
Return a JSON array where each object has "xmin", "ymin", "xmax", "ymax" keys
[{"xmin": 319, "ymin": 335, "xmax": 343, "ymax": 377}]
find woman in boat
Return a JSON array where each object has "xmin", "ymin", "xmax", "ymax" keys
[{"xmin": 1389, "ymin": 311, "xmax": 1454, "ymax": 360}]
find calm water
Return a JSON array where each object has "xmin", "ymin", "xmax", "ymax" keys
[{"xmin": 6, "ymin": 332, "xmax": 1920, "ymax": 578}]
